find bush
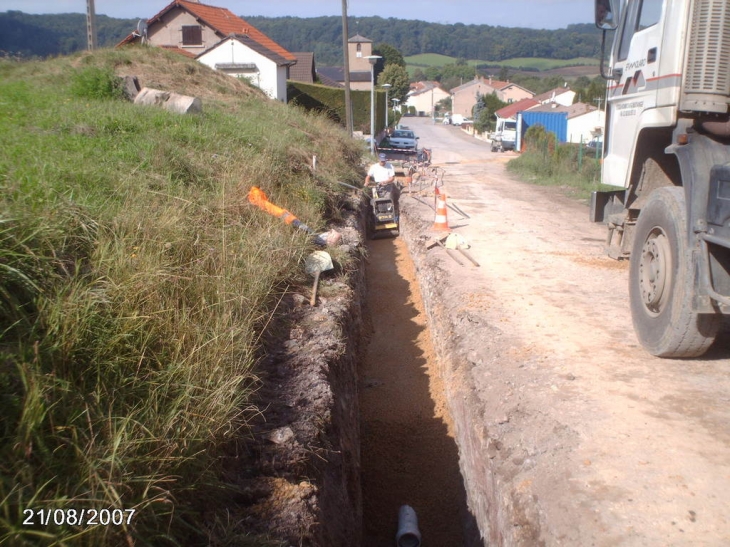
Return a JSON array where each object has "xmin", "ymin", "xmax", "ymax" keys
[
  {"xmin": 70, "ymin": 66, "xmax": 124, "ymax": 100},
  {"xmin": 507, "ymin": 124, "xmax": 609, "ymax": 200}
]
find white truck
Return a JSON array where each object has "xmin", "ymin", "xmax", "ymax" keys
[
  {"xmin": 592, "ymin": 0, "xmax": 730, "ymax": 357},
  {"xmin": 490, "ymin": 118, "xmax": 517, "ymax": 152}
]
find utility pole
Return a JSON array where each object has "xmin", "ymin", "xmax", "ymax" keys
[
  {"xmin": 86, "ymin": 0, "xmax": 98, "ymax": 51},
  {"xmin": 341, "ymin": 0, "xmax": 353, "ymax": 137}
]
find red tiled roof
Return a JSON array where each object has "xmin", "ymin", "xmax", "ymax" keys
[
  {"xmin": 117, "ymin": 1, "xmax": 295, "ymax": 62},
  {"xmin": 450, "ymin": 77, "xmax": 512, "ymax": 94},
  {"xmin": 484, "ymin": 78, "xmax": 510, "ymax": 90},
  {"xmin": 495, "ymin": 98, "xmax": 540, "ymax": 119}
]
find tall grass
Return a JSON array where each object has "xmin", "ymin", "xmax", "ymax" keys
[
  {"xmin": 0, "ymin": 47, "xmax": 363, "ymax": 546},
  {"xmin": 506, "ymin": 124, "xmax": 613, "ymax": 201}
]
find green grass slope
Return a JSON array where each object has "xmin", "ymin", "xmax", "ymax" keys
[{"xmin": 0, "ymin": 46, "xmax": 362, "ymax": 546}]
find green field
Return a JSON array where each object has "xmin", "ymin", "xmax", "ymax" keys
[{"xmin": 405, "ymin": 53, "xmax": 599, "ymax": 71}]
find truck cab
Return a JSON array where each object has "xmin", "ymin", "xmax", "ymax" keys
[
  {"xmin": 593, "ymin": 0, "xmax": 730, "ymax": 357},
  {"xmin": 491, "ymin": 118, "xmax": 517, "ymax": 152}
]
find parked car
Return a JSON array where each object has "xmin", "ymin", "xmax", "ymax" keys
[
  {"xmin": 585, "ymin": 136, "xmax": 603, "ymax": 152},
  {"xmin": 586, "ymin": 135, "xmax": 603, "ymax": 154},
  {"xmin": 382, "ymin": 129, "xmax": 419, "ymax": 149}
]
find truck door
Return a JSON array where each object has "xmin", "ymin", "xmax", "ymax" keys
[{"xmin": 603, "ymin": 0, "xmax": 664, "ymax": 188}]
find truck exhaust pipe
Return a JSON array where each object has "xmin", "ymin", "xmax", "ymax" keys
[{"xmin": 396, "ymin": 505, "xmax": 421, "ymax": 547}]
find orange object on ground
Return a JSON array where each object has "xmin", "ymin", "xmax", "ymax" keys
[
  {"xmin": 247, "ymin": 186, "xmax": 300, "ymax": 225},
  {"xmin": 247, "ymin": 186, "xmax": 333, "ymax": 245}
]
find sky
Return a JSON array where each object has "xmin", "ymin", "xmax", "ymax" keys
[{"xmin": 1, "ymin": 0, "xmax": 595, "ymax": 30}]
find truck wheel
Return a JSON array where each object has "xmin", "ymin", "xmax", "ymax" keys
[{"xmin": 629, "ymin": 186, "xmax": 720, "ymax": 357}]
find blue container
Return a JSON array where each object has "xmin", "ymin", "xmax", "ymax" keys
[{"xmin": 516, "ymin": 111, "xmax": 568, "ymax": 150}]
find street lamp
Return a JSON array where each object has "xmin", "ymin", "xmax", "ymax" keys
[
  {"xmin": 381, "ymin": 83, "xmax": 392, "ymax": 129},
  {"xmin": 366, "ymin": 55, "xmax": 382, "ymax": 155}
]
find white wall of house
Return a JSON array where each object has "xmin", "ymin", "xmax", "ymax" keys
[
  {"xmin": 540, "ymin": 90, "xmax": 577, "ymax": 107},
  {"xmin": 406, "ymin": 87, "xmax": 450, "ymax": 114},
  {"xmin": 566, "ymin": 110, "xmax": 606, "ymax": 143},
  {"xmin": 198, "ymin": 38, "xmax": 287, "ymax": 102}
]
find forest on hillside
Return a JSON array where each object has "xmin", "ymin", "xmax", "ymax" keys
[
  {"xmin": 0, "ymin": 11, "xmax": 136, "ymax": 58},
  {"xmin": 0, "ymin": 10, "xmax": 602, "ymax": 66},
  {"xmin": 246, "ymin": 16, "xmax": 602, "ymax": 66}
]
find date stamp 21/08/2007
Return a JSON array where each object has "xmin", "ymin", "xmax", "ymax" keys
[{"xmin": 23, "ymin": 508, "xmax": 136, "ymax": 527}]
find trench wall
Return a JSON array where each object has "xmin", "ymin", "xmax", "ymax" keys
[{"xmin": 399, "ymin": 209, "xmax": 542, "ymax": 546}]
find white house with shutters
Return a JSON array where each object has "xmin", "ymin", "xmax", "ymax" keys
[{"xmin": 117, "ymin": 0, "xmax": 296, "ymax": 102}]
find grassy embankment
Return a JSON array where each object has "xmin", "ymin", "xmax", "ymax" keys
[
  {"xmin": 0, "ymin": 47, "xmax": 363, "ymax": 546},
  {"xmin": 506, "ymin": 125, "xmax": 615, "ymax": 201}
]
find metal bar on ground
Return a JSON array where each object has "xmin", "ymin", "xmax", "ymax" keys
[
  {"xmin": 435, "ymin": 239, "xmax": 463, "ymax": 265},
  {"xmin": 457, "ymin": 247, "xmax": 480, "ymax": 267}
]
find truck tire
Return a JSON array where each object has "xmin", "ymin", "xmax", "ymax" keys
[{"xmin": 629, "ymin": 186, "xmax": 720, "ymax": 357}]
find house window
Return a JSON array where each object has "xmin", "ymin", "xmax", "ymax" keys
[
  {"xmin": 182, "ymin": 25, "xmax": 202, "ymax": 46},
  {"xmin": 356, "ymin": 43, "xmax": 362, "ymax": 58}
]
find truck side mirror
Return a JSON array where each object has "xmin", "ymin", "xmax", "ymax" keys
[{"xmin": 595, "ymin": 0, "xmax": 618, "ymax": 30}]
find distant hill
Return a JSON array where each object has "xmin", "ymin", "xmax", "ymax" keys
[
  {"xmin": 405, "ymin": 53, "xmax": 599, "ymax": 71},
  {"xmin": 245, "ymin": 16, "xmax": 603, "ymax": 66},
  {"xmin": 0, "ymin": 11, "xmax": 136, "ymax": 58},
  {"xmin": 0, "ymin": 11, "xmax": 602, "ymax": 68}
]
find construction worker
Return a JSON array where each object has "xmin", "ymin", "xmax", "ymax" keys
[
  {"xmin": 365, "ymin": 152, "xmax": 400, "ymax": 222},
  {"xmin": 364, "ymin": 153, "xmax": 396, "ymax": 188}
]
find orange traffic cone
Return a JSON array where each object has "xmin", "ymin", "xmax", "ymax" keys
[{"xmin": 433, "ymin": 189, "xmax": 450, "ymax": 231}]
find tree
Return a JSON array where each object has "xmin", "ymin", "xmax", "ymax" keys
[
  {"xmin": 412, "ymin": 68, "xmax": 427, "ymax": 82},
  {"xmin": 572, "ymin": 75, "xmax": 607, "ymax": 107},
  {"xmin": 373, "ymin": 42, "xmax": 406, "ymax": 67},
  {"xmin": 473, "ymin": 92, "xmax": 506, "ymax": 134},
  {"xmin": 377, "ymin": 64, "xmax": 410, "ymax": 103}
]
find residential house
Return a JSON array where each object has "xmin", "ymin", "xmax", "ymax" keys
[
  {"xmin": 196, "ymin": 34, "xmax": 295, "ymax": 101},
  {"xmin": 117, "ymin": 0, "xmax": 296, "ymax": 102},
  {"xmin": 451, "ymin": 76, "xmax": 534, "ymax": 119},
  {"xmin": 316, "ymin": 34, "xmax": 375, "ymax": 91},
  {"xmin": 405, "ymin": 82, "xmax": 450, "ymax": 115},
  {"xmin": 532, "ymin": 86, "xmax": 576, "ymax": 107}
]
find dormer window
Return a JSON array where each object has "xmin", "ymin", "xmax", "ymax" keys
[{"xmin": 182, "ymin": 25, "xmax": 202, "ymax": 46}]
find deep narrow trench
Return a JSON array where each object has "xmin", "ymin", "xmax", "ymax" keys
[{"xmin": 359, "ymin": 237, "xmax": 476, "ymax": 545}]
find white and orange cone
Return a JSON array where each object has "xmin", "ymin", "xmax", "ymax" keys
[{"xmin": 433, "ymin": 188, "xmax": 450, "ymax": 231}]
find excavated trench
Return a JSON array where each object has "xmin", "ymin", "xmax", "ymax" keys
[
  {"xmin": 359, "ymin": 236, "xmax": 480, "ymax": 545},
  {"xmin": 241, "ymin": 196, "xmax": 485, "ymax": 544}
]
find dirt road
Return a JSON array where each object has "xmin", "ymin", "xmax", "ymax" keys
[{"xmin": 390, "ymin": 117, "xmax": 730, "ymax": 545}]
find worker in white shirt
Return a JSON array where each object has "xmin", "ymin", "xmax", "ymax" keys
[
  {"xmin": 364, "ymin": 153, "xmax": 396, "ymax": 188},
  {"xmin": 364, "ymin": 152, "xmax": 400, "ymax": 222}
]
